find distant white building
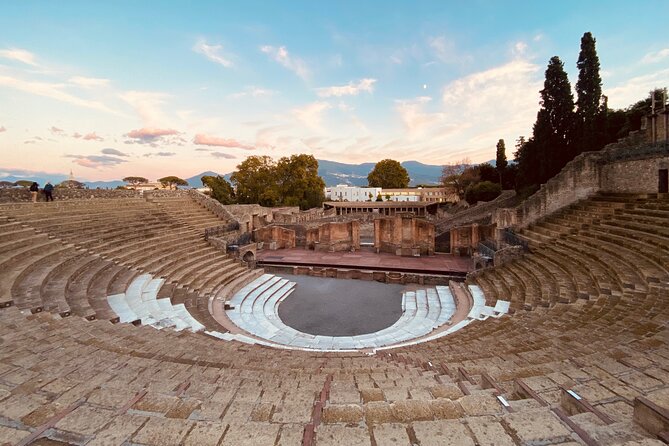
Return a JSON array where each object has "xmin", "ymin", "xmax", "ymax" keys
[{"xmin": 324, "ymin": 185, "xmax": 382, "ymax": 202}]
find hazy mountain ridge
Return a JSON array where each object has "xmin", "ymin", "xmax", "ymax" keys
[{"xmin": 1, "ymin": 159, "xmax": 473, "ymax": 189}]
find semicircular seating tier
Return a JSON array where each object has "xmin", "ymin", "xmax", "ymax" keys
[
  {"xmin": 0, "ymin": 191, "xmax": 668, "ymax": 445},
  {"xmin": 217, "ymin": 274, "xmax": 508, "ymax": 351}
]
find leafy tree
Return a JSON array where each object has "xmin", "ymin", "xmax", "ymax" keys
[
  {"xmin": 575, "ymin": 32, "xmax": 604, "ymax": 153},
  {"xmin": 202, "ymin": 175, "xmax": 235, "ymax": 204},
  {"xmin": 464, "ymin": 181, "xmax": 502, "ymax": 205},
  {"xmin": 275, "ymin": 154, "xmax": 325, "ymax": 210},
  {"xmin": 385, "ymin": 194, "xmax": 391, "ymax": 201},
  {"xmin": 56, "ymin": 180, "xmax": 86, "ymax": 189},
  {"xmin": 231, "ymin": 156, "xmax": 277, "ymax": 205},
  {"xmin": 122, "ymin": 176, "xmax": 148, "ymax": 188},
  {"xmin": 367, "ymin": 159, "xmax": 410, "ymax": 188},
  {"xmin": 15, "ymin": 180, "xmax": 34, "ymax": 188},
  {"xmin": 376, "ymin": 194, "xmax": 383, "ymax": 201},
  {"xmin": 477, "ymin": 163, "xmax": 498, "ymax": 183},
  {"xmin": 158, "ymin": 176, "xmax": 188, "ymax": 189},
  {"xmin": 495, "ymin": 139, "xmax": 507, "ymax": 185}
]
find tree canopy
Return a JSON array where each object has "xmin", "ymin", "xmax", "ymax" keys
[
  {"xmin": 230, "ymin": 154, "xmax": 326, "ymax": 209},
  {"xmin": 367, "ymin": 159, "xmax": 410, "ymax": 188},
  {"xmin": 123, "ymin": 176, "xmax": 148, "ymax": 186},
  {"xmin": 230, "ymin": 156, "xmax": 278, "ymax": 206},
  {"xmin": 158, "ymin": 176, "xmax": 188, "ymax": 189},
  {"xmin": 15, "ymin": 180, "xmax": 33, "ymax": 188},
  {"xmin": 56, "ymin": 180, "xmax": 86, "ymax": 189},
  {"xmin": 275, "ymin": 154, "xmax": 325, "ymax": 209},
  {"xmin": 202, "ymin": 175, "xmax": 235, "ymax": 205}
]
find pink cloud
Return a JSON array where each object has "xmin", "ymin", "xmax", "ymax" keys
[
  {"xmin": 0, "ymin": 126, "xmax": 6, "ymax": 133},
  {"xmin": 49, "ymin": 126, "xmax": 64, "ymax": 134},
  {"xmin": 126, "ymin": 127, "xmax": 179, "ymax": 140},
  {"xmin": 83, "ymin": 132, "xmax": 104, "ymax": 141},
  {"xmin": 72, "ymin": 132, "xmax": 82, "ymax": 138},
  {"xmin": 193, "ymin": 133, "xmax": 255, "ymax": 150}
]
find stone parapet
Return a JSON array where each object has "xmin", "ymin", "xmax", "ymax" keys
[
  {"xmin": 0, "ymin": 188, "xmax": 140, "ymax": 202},
  {"xmin": 493, "ymin": 141, "xmax": 669, "ymax": 230}
]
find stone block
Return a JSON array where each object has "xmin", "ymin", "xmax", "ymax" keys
[
  {"xmin": 391, "ymin": 399, "xmax": 433, "ymax": 422},
  {"xmin": 132, "ymin": 417, "xmax": 193, "ymax": 446},
  {"xmin": 466, "ymin": 416, "xmax": 515, "ymax": 446},
  {"xmin": 372, "ymin": 423, "xmax": 410, "ymax": 445},
  {"xmin": 430, "ymin": 384, "xmax": 464, "ymax": 400},
  {"xmin": 322, "ymin": 404, "xmax": 364, "ymax": 424},
  {"xmin": 183, "ymin": 421, "xmax": 226, "ymax": 446},
  {"xmin": 360, "ymin": 388, "xmax": 385, "ymax": 403},
  {"xmin": 315, "ymin": 425, "xmax": 371, "ymax": 446},
  {"xmin": 221, "ymin": 422, "xmax": 280, "ymax": 446},
  {"xmin": 55, "ymin": 405, "xmax": 116, "ymax": 436},
  {"xmin": 430, "ymin": 399, "xmax": 463, "ymax": 419},
  {"xmin": 364, "ymin": 402, "xmax": 396, "ymax": 424},
  {"xmin": 87, "ymin": 415, "xmax": 147, "ymax": 446},
  {"xmin": 459, "ymin": 394, "xmax": 502, "ymax": 416},
  {"xmin": 277, "ymin": 424, "xmax": 305, "ymax": 445},
  {"xmin": 502, "ymin": 409, "xmax": 572, "ymax": 444},
  {"xmin": 413, "ymin": 420, "xmax": 475, "ymax": 446}
]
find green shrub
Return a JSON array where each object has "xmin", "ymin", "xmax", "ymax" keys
[{"xmin": 464, "ymin": 181, "xmax": 502, "ymax": 205}]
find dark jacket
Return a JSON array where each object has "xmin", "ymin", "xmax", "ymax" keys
[
  {"xmin": 30, "ymin": 182, "xmax": 39, "ymax": 192},
  {"xmin": 44, "ymin": 183, "xmax": 54, "ymax": 192}
]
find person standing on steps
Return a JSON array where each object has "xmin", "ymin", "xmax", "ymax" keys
[
  {"xmin": 43, "ymin": 181, "xmax": 54, "ymax": 202},
  {"xmin": 29, "ymin": 182, "xmax": 39, "ymax": 203}
]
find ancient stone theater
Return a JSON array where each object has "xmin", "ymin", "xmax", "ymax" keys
[{"xmin": 0, "ymin": 122, "xmax": 668, "ymax": 444}]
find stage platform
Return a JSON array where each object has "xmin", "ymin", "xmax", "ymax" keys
[{"xmin": 256, "ymin": 248, "xmax": 472, "ymax": 276}]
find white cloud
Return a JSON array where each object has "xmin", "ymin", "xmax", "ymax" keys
[
  {"xmin": 428, "ymin": 36, "xmax": 456, "ymax": 63},
  {"xmin": 317, "ymin": 78, "xmax": 377, "ymax": 98},
  {"xmin": 513, "ymin": 41, "xmax": 528, "ymax": 57},
  {"xmin": 395, "ymin": 96, "xmax": 444, "ymax": 137},
  {"xmin": 69, "ymin": 76, "xmax": 110, "ymax": 88},
  {"xmin": 119, "ymin": 90, "xmax": 170, "ymax": 126},
  {"xmin": 642, "ymin": 48, "xmax": 669, "ymax": 64},
  {"xmin": 193, "ymin": 39, "xmax": 234, "ymax": 67},
  {"xmin": 292, "ymin": 101, "xmax": 331, "ymax": 129},
  {"xmin": 229, "ymin": 86, "xmax": 276, "ymax": 99},
  {"xmin": 605, "ymin": 68, "xmax": 669, "ymax": 109},
  {"xmin": 260, "ymin": 45, "xmax": 310, "ymax": 80},
  {"xmin": 0, "ymin": 75, "xmax": 117, "ymax": 114},
  {"xmin": 0, "ymin": 48, "xmax": 38, "ymax": 66}
]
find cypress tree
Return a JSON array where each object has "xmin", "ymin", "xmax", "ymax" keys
[
  {"xmin": 517, "ymin": 56, "xmax": 575, "ymax": 190},
  {"xmin": 495, "ymin": 139, "xmax": 507, "ymax": 185},
  {"xmin": 575, "ymin": 32, "xmax": 604, "ymax": 153}
]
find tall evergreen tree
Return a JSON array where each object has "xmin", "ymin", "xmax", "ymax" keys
[
  {"xmin": 516, "ymin": 56, "xmax": 575, "ymax": 191},
  {"xmin": 575, "ymin": 32, "xmax": 604, "ymax": 153},
  {"xmin": 495, "ymin": 139, "xmax": 507, "ymax": 185}
]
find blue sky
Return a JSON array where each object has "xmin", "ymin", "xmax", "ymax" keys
[{"xmin": 1, "ymin": 1, "xmax": 667, "ymax": 181}]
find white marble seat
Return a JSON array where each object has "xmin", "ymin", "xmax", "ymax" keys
[{"xmin": 107, "ymin": 272, "xmax": 207, "ymax": 332}]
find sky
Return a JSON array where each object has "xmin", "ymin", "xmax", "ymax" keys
[{"xmin": 0, "ymin": 1, "xmax": 668, "ymax": 182}]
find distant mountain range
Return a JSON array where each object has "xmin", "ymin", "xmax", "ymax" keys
[{"xmin": 1, "ymin": 159, "xmax": 493, "ymax": 189}]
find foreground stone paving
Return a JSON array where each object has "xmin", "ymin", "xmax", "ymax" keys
[{"xmin": 0, "ymin": 192, "xmax": 668, "ymax": 445}]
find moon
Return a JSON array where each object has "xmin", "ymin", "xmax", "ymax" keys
[{"xmin": 422, "ymin": 84, "xmax": 427, "ymax": 89}]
